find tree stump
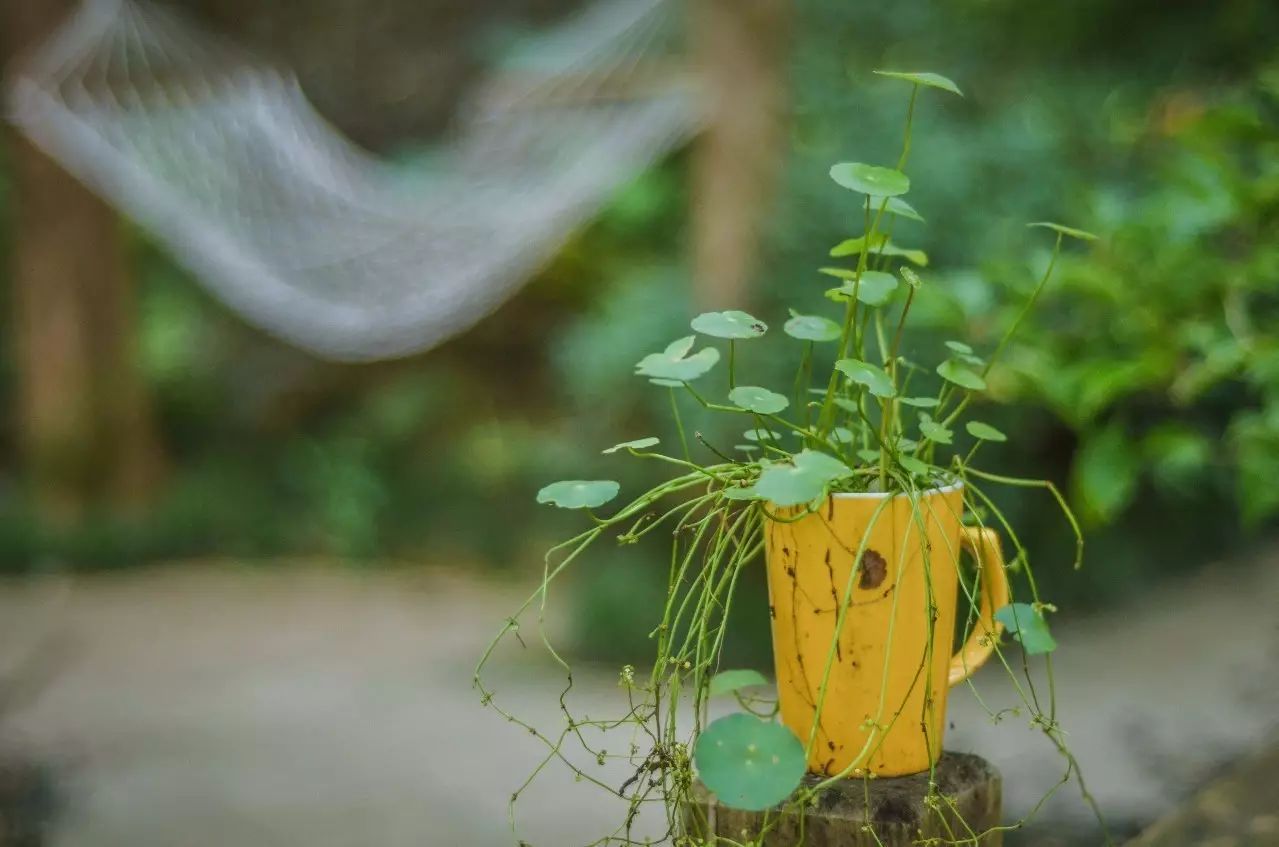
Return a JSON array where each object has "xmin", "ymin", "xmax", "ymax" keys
[{"xmin": 689, "ymin": 752, "xmax": 1002, "ymax": 846}]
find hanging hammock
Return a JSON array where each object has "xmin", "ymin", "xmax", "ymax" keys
[{"xmin": 5, "ymin": 0, "xmax": 699, "ymax": 361}]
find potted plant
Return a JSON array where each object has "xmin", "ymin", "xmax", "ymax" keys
[{"xmin": 477, "ymin": 70, "xmax": 1107, "ymax": 845}]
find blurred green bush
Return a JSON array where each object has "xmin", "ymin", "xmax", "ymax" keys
[{"xmin": 0, "ymin": 2, "xmax": 1275, "ymax": 675}]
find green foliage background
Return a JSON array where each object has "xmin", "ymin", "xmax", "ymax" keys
[{"xmin": 0, "ymin": 0, "xmax": 1275, "ymax": 662}]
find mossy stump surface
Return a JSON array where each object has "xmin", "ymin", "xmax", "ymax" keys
[{"xmin": 688, "ymin": 751, "xmax": 1002, "ymax": 846}]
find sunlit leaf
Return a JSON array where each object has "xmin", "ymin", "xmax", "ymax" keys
[
  {"xmin": 709, "ymin": 669, "xmax": 770, "ymax": 698},
  {"xmin": 899, "ymin": 396, "xmax": 939, "ymax": 408},
  {"xmin": 784, "ymin": 313, "xmax": 841, "ymax": 342},
  {"xmin": 1027, "ymin": 221, "xmax": 1099, "ymax": 241},
  {"xmin": 694, "ymin": 714, "xmax": 805, "ymax": 812},
  {"xmin": 828, "ymin": 234, "xmax": 926, "ymax": 266},
  {"xmin": 965, "ymin": 421, "xmax": 1007, "ymax": 442},
  {"xmin": 729, "ymin": 386, "xmax": 789, "ymax": 415},
  {"xmin": 872, "ymin": 70, "xmax": 963, "ymax": 97},
  {"xmin": 536, "ymin": 480, "xmax": 620, "ymax": 509},
  {"xmin": 636, "ymin": 336, "xmax": 721, "ymax": 382},
  {"xmin": 937, "ymin": 359, "xmax": 987, "ymax": 391},
  {"xmin": 602, "ymin": 437, "xmax": 660, "ymax": 454},
  {"xmin": 829, "ymin": 163, "xmax": 910, "ymax": 197},
  {"xmin": 691, "ymin": 310, "xmax": 768, "ymax": 340},
  {"xmin": 754, "ymin": 449, "xmax": 854, "ymax": 506},
  {"xmin": 994, "ymin": 603, "xmax": 1058, "ymax": 655},
  {"xmin": 835, "ymin": 359, "xmax": 896, "ymax": 398}
]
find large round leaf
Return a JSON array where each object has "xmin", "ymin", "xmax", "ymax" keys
[
  {"xmin": 536, "ymin": 480, "xmax": 620, "ymax": 509},
  {"xmin": 918, "ymin": 414, "xmax": 953, "ymax": 445},
  {"xmin": 694, "ymin": 714, "xmax": 806, "ymax": 812},
  {"xmin": 835, "ymin": 359, "xmax": 896, "ymax": 398},
  {"xmin": 635, "ymin": 336, "xmax": 721, "ymax": 383},
  {"xmin": 784, "ymin": 313, "xmax": 841, "ymax": 342},
  {"xmin": 691, "ymin": 310, "xmax": 768, "ymax": 340},
  {"xmin": 755, "ymin": 449, "xmax": 853, "ymax": 506},
  {"xmin": 828, "ymin": 163, "xmax": 910, "ymax": 198},
  {"xmin": 872, "ymin": 70, "xmax": 963, "ymax": 97},
  {"xmin": 729, "ymin": 386, "xmax": 789, "ymax": 415}
]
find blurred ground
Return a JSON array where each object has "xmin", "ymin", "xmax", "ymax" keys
[{"xmin": 0, "ymin": 547, "xmax": 1276, "ymax": 846}]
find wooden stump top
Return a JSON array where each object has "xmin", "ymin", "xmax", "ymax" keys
[{"xmin": 690, "ymin": 752, "xmax": 1003, "ymax": 846}]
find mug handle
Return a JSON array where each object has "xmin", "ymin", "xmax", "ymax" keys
[{"xmin": 947, "ymin": 527, "xmax": 1011, "ymax": 686}]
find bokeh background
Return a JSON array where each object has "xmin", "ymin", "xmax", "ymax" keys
[{"xmin": 1, "ymin": 1, "xmax": 1277, "ymax": 845}]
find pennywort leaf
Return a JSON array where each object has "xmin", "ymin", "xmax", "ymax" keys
[
  {"xmin": 872, "ymin": 70, "xmax": 963, "ymax": 97},
  {"xmin": 691, "ymin": 310, "xmax": 768, "ymax": 340},
  {"xmin": 829, "ymin": 163, "xmax": 910, "ymax": 197},
  {"xmin": 937, "ymin": 359, "xmax": 987, "ymax": 391},
  {"xmin": 835, "ymin": 359, "xmax": 896, "ymax": 398},
  {"xmin": 536, "ymin": 480, "xmax": 620, "ymax": 509},
  {"xmin": 965, "ymin": 421, "xmax": 1007, "ymax": 442},
  {"xmin": 754, "ymin": 449, "xmax": 854, "ymax": 507},
  {"xmin": 729, "ymin": 386, "xmax": 789, "ymax": 415},
  {"xmin": 994, "ymin": 603, "xmax": 1058, "ymax": 655},
  {"xmin": 783, "ymin": 313, "xmax": 841, "ymax": 342},
  {"xmin": 636, "ymin": 336, "xmax": 721, "ymax": 382},
  {"xmin": 708, "ymin": 669, "xmax": 770, "ymax": 698},
  {"xmin": 602, "ymin": 437, "xmax": 660, "ymax": 454},
  {"xmin": 694, "ymin": 714, "xmax": 805, "ymax": 812}
]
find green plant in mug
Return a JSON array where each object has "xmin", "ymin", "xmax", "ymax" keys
[{"xmin": 477, "ymin": 72, "xmax": 1111, "ymax": 846}]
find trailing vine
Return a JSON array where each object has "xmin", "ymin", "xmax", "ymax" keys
[{"xmin": 476, "ymin": 70, "xmax": 1111, "ymax": 847}]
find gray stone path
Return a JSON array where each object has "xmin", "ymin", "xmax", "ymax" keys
[{"xmin": 0, "ymin": 549, "xmax": 1275, "ymax": 846}]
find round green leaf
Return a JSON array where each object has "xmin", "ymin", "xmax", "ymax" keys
[
  {"xmin": 945, "ymin": 340, "xmax": 974, "ymax": 355},
  {"xmin": 872, "ymin": 70, "xmax": 963, "ymax": 97},
  {"xmin": 994, "ymin": 603, "xmax": 1058, "ymax": 655},
  {"xmin": 830, "ymin": 427, "xmax": 856, "ymax": 444},
  {"xmin": 821, "ymin": 270, "xmax": 898, "ymax": 307},
  {"xmin": 536, "ymin": 480, "xmax": 620, "ymax": 509},
  {"xmin": 694, "ymin": 714, "xmax": 806, "ymax": 812},
  {"xmin": 918, "ymin": 414, "xmax": 953, "ymax": 445},
  {"xmin": 828, "ymin": 163, "xmax": 910, "ymax": 198},
  {"xmin": 936, "ymin": 359, "xmax": 987, "ymax": 391},
  {"xmin": 691, "ymin": 310, "xmax": 768, "ymax": 340},
  {"xmin": 897, "ymin": 455, "xmax": 932, "ymax": 478},
  {"xmin": 602, "ymin": 437, "xmax": 660, "ymax": 454},
  {"xmin": 784, "ymin": 313, "xmax": 841, "ymax": 342},
  {"xmin": 965, "ymin": 421, "xmax": 1007, "ymax": 442},
  {"xmin": 755, "ymin": 449, "xmax": 853, "ymax": 507},
  {"xmin": 835, "ymin": 359, "xmax": 896, "ymax": 398},
  {"xmin": 709, "ymin": 669, "xmax": 770, "ymax": 698},
  {"xmin": 1027, "ymin": 221, "xmax": 1098, "ymax": 241},
  {"xmin": 743, "ymin": 428, "xmax": 782, "ymax": 442},
  {"xmin": 636, "ymin": 336, "xmax": 721, "ymax": 382},
  {"xmin": 729, "ymin": 386, "xmax": 789, "ymax": 415},
  {"xmin": 899, "ymin": 396, "xmax": 939, "ymax": 408}
]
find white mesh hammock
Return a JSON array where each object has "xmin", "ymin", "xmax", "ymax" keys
[{"xmin": 5, "ymin": 0, "xmax": 699, "ymax": 361}]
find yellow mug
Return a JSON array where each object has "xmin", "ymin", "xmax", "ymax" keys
[{"xmin": 764, "ymin": 483, "xmax": 1009, "ymax": 777}]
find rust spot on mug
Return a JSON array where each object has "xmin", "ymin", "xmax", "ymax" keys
[{"xmin": 858, "ymin": 549, "xmax": 888, "ymax": 589}]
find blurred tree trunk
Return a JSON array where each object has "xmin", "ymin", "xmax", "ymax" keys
[
  {"xmin": 3, "ymin": 0, "xmax": 164, "ymax": 525},
  {"xmin": 690, "ymin": 0, "xmax": 791, "ymax": 310}
]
